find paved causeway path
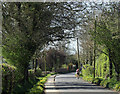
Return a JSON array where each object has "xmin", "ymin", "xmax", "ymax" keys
[{"xmin": 44, "ymin": 72, "xmax": 119, "ymax": 94}]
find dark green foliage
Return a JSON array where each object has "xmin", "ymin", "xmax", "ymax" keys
[
  {"xmin": 28, "ymin": 73, "xmax": 53, "ymax": 94},
  {"xmin": 2, "ymin": 2, "xmax": 75, "ymax": 81},
  {"xmin": 83, "ymin": 76, "xmax": 120, "ymax": 91},
  {"xmin": 100, "ymin": 79, "xmax": 109, "ymax": 88},
  {"xmin": 2, "ymin": 63, "xmax": 52, "ymax": 93},
  {"xmin": 2, "ymin": 63, "xmax": 16, "ymax": 93},
  {"xmin": 2, "ymin": 2, "xmax": 52, "ymax": 81},
  {"xmin": 35, "ymin": 67, "xmax": 42, "ymax": 77},
  {"xmin": 46, "ymin": 48, "xmax": 66, "ymax": 71},
  {"xmin": 79, "ymin": 74, "xmax": 83, "ymax": 77},
  {"xmin": 89, "ymin": 3, "xmax": 120, "ymax": 80},
  {"xmin": 100, "ymin": 77, "xmax": 120, "ymax": 89},
  {"xmin": 28, "ymin": 69, "xmax": 35, "ymax": 78},
  {"xmin": 11, "ymin": 73, "xmax": 53, "ymax": 93},
  {"xmin": 92, "ymin": 78, "xmax": 103, "ymax": 85},
  {"xmin": 2, "ymin": 63, "xmax": 24, "ymax": 93},
  {"xmin": 108, "ymin": 78, "xmax": 118, "ymax": 89},
  {"xmin": 12, "ymin": 76, "xmax": 38, "ymax": 94}
]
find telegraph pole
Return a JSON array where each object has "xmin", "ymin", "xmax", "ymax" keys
[
  {"xmin": 94, "ymin": 19, "xmax": 96, "ymax": 79},
  {"xmin": 77, "ymin": 38, "xmax": 80, "ymax": 69}
]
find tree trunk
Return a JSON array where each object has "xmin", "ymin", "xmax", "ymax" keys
[
  {"xmin": 16, "ymin": 2, "xmax": 21, "ymax": 30},
  {"xmin": 93, "ymin": 43, "xmax": 96, "ymax": 79},
  {"xmin": 118, "ymin": 2, "xmax": 120, "ymax": 35},
  {"xmin": 117, "ymin": 71, "xmax": 120, "ymax": 81},
  {"xmin": 77, "ymin": 38, "xmax": 80, "ymax": 69},
  {"xmin": 9, "ymin": 73, "xmax": 13, "ymax": 93},
  {"xmin": 35, "ymin": 59, "xmax": 38, "ymax": 72},
  {"xmin": 117, "ymin": 2, "xmax": 120, "ymax": 81},
  {"xmin": 93, "ymin": 19, "xmax": 96, "ymax": 79},
  {"xmin": 117, "ymin": 73, "xmax": 120, "ymax": 81},
  {"xmin": 108, "ymin": 49, "xmax": 113, "ymax": 79},
  {"xmin": 33, "ymin": 59, "xmax": 34, "ymax": 69},
  {"xmin": 24, "ymin": 67, "xmax": 28, "ymax": 82},
  {"xmin": 90, "ymin": 50, "xmax": 93, "ymax": 66}
]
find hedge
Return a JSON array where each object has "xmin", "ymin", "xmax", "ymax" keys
[
  {"xmin": 28, "ymin": 73, "xmax": 55, "ymax": 94},
  {"xmin": 83, "ymin": 76, "xmax": 120, "ymax": 92}
]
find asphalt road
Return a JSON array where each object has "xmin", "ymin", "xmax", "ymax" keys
[{"xmin": 44, "ymin": 72, "xmax": 119, "ymax": 94}]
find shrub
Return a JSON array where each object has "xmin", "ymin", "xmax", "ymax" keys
[
  {"xmin": 35, "ymin": 67, "xmax": 42, "ymax": 77},
  {"xmin": 2, "ymin": 63, "xmax": 17, "ymax": 93},
  {"xmin": 28, "ymin": 73, "xmax": 52, "ymax": 94},
  {"xmin": 79, "ymin": 73, "xmax": 83, "ymax": 77},
  {"xmin": 92, "ymin": 78, "xmax": 103, "ymax": 85},
  {"xmin": 28, "ymin": 69, "xmax": 35, "ymax": 77},
  {"xmin": 61, "ymin": 64, "xmax": 68, "ymax": 69},
  {"xmin": 100, "ymin": 79, "xmax": 109, "ymax": 88},
  {"xmin": 99, "ymin": 77, "xmax": 120, "ymax": 91},
  {"xmin": 46, "ymin": 74, "xmax": 51, "ymax": 77},
  {"xmin": 12, "ymin": 77, "xmax": 38, "ymax": 93},
  {"xmin": 82, "ymin": 64, "xmax": 94, "ymax": 77},
  {"xmin": 40, "ymin": 77, "xmax": 47, "ymax": 84},
  {"xmin": 29, "ymin": 85, "xmax": 43, "ymax": 94},
  {"xmin": 36, "ymin": 82, "xmax": 44, "ymax": 87},
  {"xmin": 50, "ymin": 72, "xmax": 56, "ymax": 75},
  {"xmin": 114, "ymin": 83, "xmax": 120, "ymax": 91},
  {"xmin": 108, "ymin": 77, "xmax": 118, "ymax": 89},
  {"xmin": 83, "ymin": 76, "xmax": 93, "ymax": 82}
]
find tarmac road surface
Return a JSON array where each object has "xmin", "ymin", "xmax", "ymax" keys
[{"xmin": 44, "ymin": 72, "xmax": 119, "ymax": 94}]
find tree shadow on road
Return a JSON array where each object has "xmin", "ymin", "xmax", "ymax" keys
[{"xmin": 45, "ymin": 81, "xmax": 105, "ymax": 90}]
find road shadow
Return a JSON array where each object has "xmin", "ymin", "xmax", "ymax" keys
[{"xmin": 45, "ymin": 81, "xmax": 106, "ymax": 90}]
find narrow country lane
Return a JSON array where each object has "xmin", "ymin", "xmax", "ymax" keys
[{"xmin": 44, "ymin": 72, "xmax": 119, "ymax": 94}]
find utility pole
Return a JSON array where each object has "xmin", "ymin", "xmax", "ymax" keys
[
  {"xmin": 94, "ymin": 19, "xmax": 96, "ymax": 79},
  {"xmin": 77, "ymin": 38, "xmax": 80, "ymax": 69}
]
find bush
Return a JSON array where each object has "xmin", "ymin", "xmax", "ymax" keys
[
  {"xmin": 114, "ymin": 83, "xmax": 120, "ymax": 91},
  {"xmin": 40, "ymin": 77, "xmax": 47, "ymax": 84},
  {"xmin": 12, "ymin": 77, "xmax": 38, "ymax": 93},
  {"xmin": 28, "ymin": 69, "xmax": 35, "ymax": 77},
  {"xmin": 100, "ymin": 78, "xmax": 118, "ymax": 88},
  {"xmin": 100, "ymin": 79, "xmax": 110, "ymax": 88},
  {"xmin": 28, "ymin": 73, "xmax": 52, "ymax": 94},
  {"xmin": 2, "ymin": 63, "xmax": 17, "ymax": 93},
  {"xmin": 79, "ymin": 73, "xmax": 83, "ymax": 77},
  {"xmin": 61, "ymin": 64, "xmax": 68, "ymax": 69},
  {"xmin": 35, "ymin": 68, "xmax": 42, "ymax": 77},
  {"xmin": 83, "ymin": 76, "xmax": 93, "ymax": 82},
  {"xmin": 92, "ymin": 78, "xmax": 103, "ymax": 85},
  {"xmin": 108, "ymin": 77, "xmax": 118, "ymax": 89},
  {"xmin": 36, "ymin": 81, "xmax": 44, "ymax": 87},
  {"xmin": 29, "ymin": 85, "xmax": 43, "ymax": 94},
  {"xmin": 82, "ymin": 64, "xmax": 94, "ymax": 77},
  {"xmin": 99, "ymin": 77, "xmax": 120, "ymax": 91}
]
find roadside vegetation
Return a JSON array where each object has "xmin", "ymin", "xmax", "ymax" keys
[{"xmin": 2, "ymin": 2, "xmax": 120, "ymax": 93}]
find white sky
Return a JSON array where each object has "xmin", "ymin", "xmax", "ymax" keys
[{"xmin": 68, "ymin": 38, "xmax": 77, "ymax": 54}]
